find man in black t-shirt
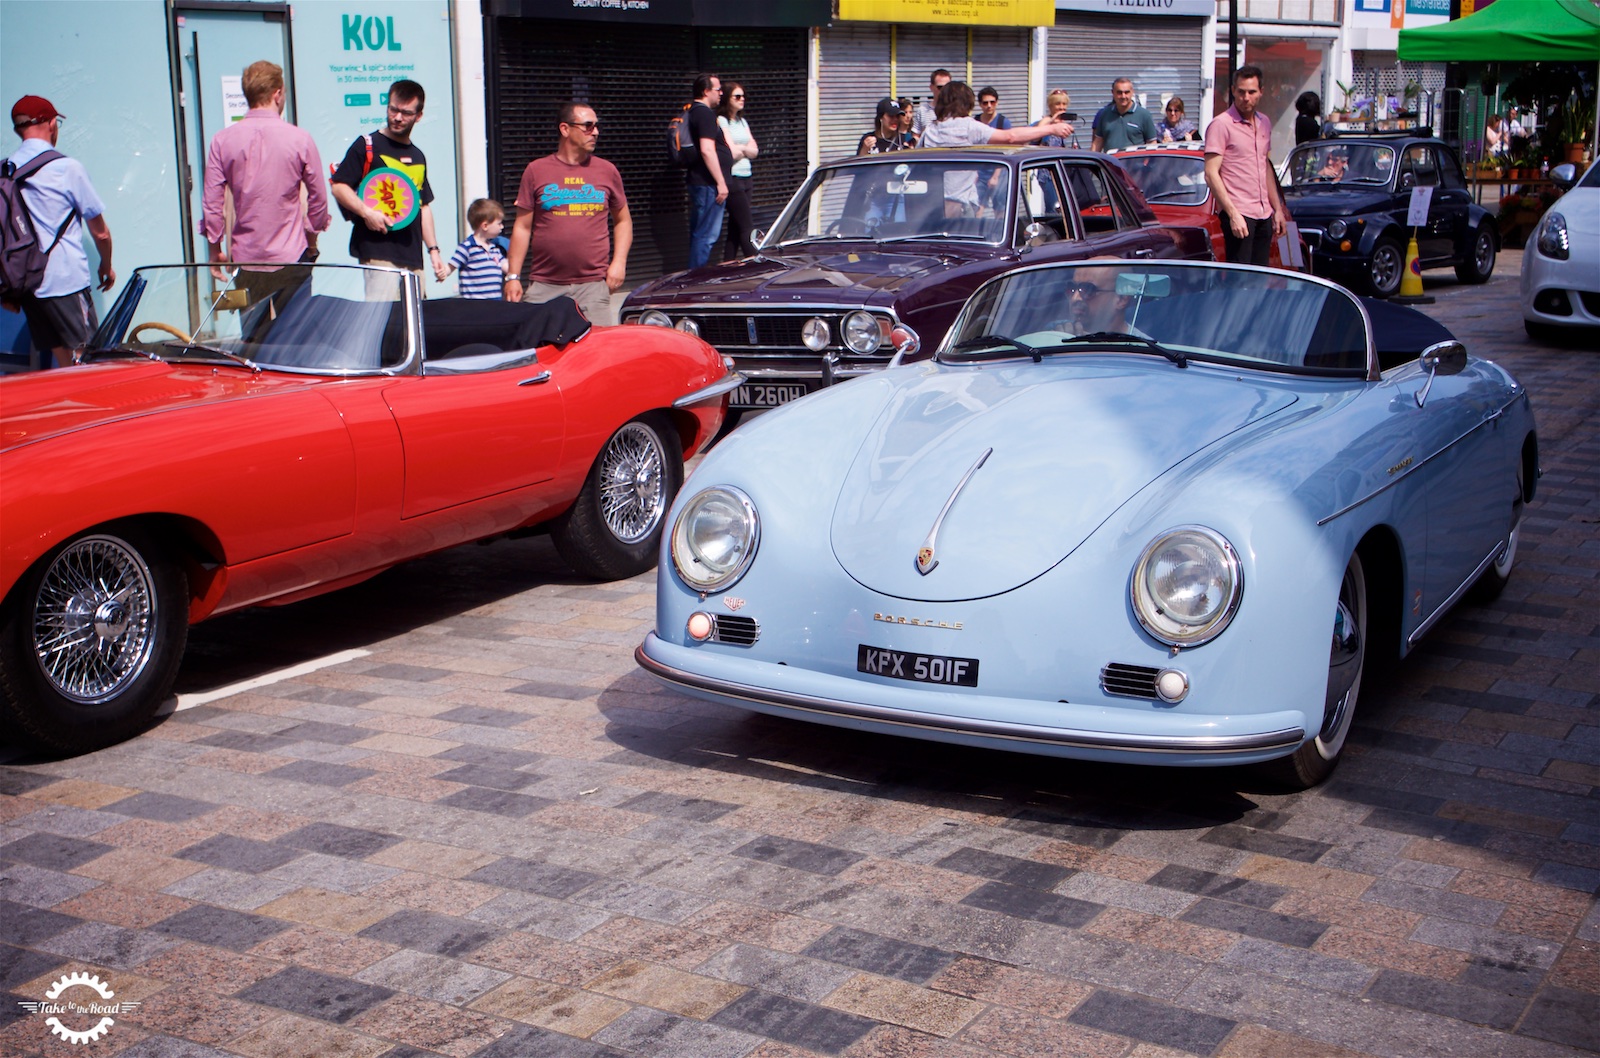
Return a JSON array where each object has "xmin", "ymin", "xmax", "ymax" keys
[
  {"xmin": 684, "ymin": 73, "xmax": 732, "ymax": 270},
  {"xmin": 329, "ymin": 79, "xmax": 448, "ymax": 285}
]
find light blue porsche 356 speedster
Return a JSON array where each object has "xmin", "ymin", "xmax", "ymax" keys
[{"xmin": 635, "ymin": 260, "xmax": 1536, "ymax": 788}]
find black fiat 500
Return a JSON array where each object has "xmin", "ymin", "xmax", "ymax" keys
[{"xmin": 1283, "ymin": 132, "xmax": 1498, "ymax": 298}]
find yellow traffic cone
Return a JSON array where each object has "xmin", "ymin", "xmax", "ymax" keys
[{"xmin": 1394, "ymin": 229, "xmax": 1433, "ymax": 304}]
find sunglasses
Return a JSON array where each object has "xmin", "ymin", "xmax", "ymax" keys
[
  {"xmin": 731, "ymin": 94, "xmax": 745, "ymax": 100},
  {"xmin": 567, "ymin": 120, "xmax": 600, "ymax": 131},
  {"xmin": 1066, "ymin": 282, "xmax": 1105, "ymax": 297}
]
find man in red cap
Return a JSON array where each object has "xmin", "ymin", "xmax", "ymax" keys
[{"xmin": 5, "ymin": 95, "xmax": 114, "ymax": 366}]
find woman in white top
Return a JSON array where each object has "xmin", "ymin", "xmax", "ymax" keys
[
  {"xmin": 717, "ymin": 82, "xmax": 759, "ymax": 259},
  {"xmin": 919, "ymin": 82, "xmax": 1075, "ymax": 215}
]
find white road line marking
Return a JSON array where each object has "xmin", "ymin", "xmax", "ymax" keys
[{"xmin": 173, "ymin": 648, "xmax": 372, "ymax": 710}]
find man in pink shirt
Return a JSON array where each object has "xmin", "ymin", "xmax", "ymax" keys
[
  {"xmin": 1203, "ymin": 64, "xmax": 1287, "ymax": 266},
  {"xmin": 202, "ymin": 61, "xmax": 329, "ymax": 274}
]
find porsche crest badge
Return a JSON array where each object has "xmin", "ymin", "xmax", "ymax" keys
[{"xmin": 916, "ymin": 547, "xmax": 937, "ymax": 575}]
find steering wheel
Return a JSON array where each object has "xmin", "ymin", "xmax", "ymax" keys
[
  {"xmin": 825, "ymin": 218, "xmax": 871, "ymax": 238},
  {"xmin": 130, "ymin": 321, "xmax": 194, "ymax": 344}
]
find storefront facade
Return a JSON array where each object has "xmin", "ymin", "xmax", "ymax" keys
[
  {"xmin": 483, "ymin": 0, "xmax": 824, "ymax": 280},
  {"xmin": 1049, "ymin": 0, "xmax": 1215, "ymax": 141}
]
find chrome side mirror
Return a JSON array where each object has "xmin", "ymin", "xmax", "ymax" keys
[
  {"xmin": 1549, "ymin": 163, "xmax": 1577, "ymax": 190},
  {"xmin": 1415, "ymin": 339, "xmax": 1466, "ymax": 407},
  {"xmin": 886, "ymin": 323, "xmax": 922, "ymax": 367}
]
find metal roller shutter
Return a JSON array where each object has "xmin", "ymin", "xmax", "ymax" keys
[
  {"xmin": 490, "ymin": 19, "xmax": 807, "ymax": 282},
  {"xmin": 1047, "ymin": 14, "xmax": 1204, "ymax": 129},
  {"xmin": 970, "ymin": 27, "xmax": 1031, "ymax": 129},
  {"xmin": 818, "ymin": 24, "xmax": 892, "ymax": 165}
]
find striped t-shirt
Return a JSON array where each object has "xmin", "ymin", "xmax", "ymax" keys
[{"xmin": 449, "ymin": 237, "xmax": 505, "ymax": 299}]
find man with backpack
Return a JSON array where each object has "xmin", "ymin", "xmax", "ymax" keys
[
  {"xmin": 2, "ymin": 95, "xmax": 114, "ymax": 368},
  {"xmin": 684, "ymin": 73, "xmax": 731, "ymax": 271},
  {"xmin": 328, "ymin": 79, "xmax": 448, "ymax": 289}
]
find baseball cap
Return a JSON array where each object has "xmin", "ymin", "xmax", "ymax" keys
[
  {"xmin": 11, "ymin": 95, "xmax": 62, "ymax": 128},
  {"xmin": 876, "ymin": 97, "xmax": 904, "ymax": 120}
]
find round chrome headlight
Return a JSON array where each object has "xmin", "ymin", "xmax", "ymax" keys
[
  {"xmin": 1536, "ymin": 211, "xmax": 1569, "ymax": 260},
  {"xmin": 639, "ymin": 310, "xmax": 672, "ymax": 328},
  {"xmin": 671, "ymin": 486, "xmax": 760, "ymax": 593},
  {"xmin": 841, "ymin": 311, "xmax": 882, "ymax": 354},
  {"xmin": 674, "ymin": 317, "xmax": 701, "ymax": 338},
  {"xmin": 1131, "ymin": 526, "xmax": 1242, "ymax": 648},
  {"xmin": 801, "ymin": 318, "xmax": 831, "ymax": 352},
  {"xmin": 1326, "ymin": 219, "xmax": 1348, "ymax": 240}
]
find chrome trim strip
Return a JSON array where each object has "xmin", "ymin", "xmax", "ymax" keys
[
  {"xmin": 673, "ymin": 373, "xmax": 747, "ymax": 408},
  {"xmin": 1317, "ymin": 393, "xmax": 1523, "ymax": 526},
  {"xmin": 917, "ymin": 448, "xmax": 991, "ymax": 575},
  {"xmin": 636, "ymin": 643, "xmax": 1304, "ymax": 755},
  {"xmin": 1408, "ymin": 540, "xmax": 1505, "ymax": 647}
]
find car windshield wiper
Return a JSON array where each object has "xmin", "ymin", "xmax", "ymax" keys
[
  {"xmin": 1057, "ymin": 331, "xmax": 1187, "ymax": 368},
  {"xmin": 944, "ymin": 335, "xmax": 1042, "ymax": 363},
  {"xmin": 876, "ymin": 231, "xmax": 992, "ymax": 244},
  {"xmin": 1144, "ymin": 189, "xmax": 1204, "ymax": 202},
  {"xmin": 177, "ymin": 340, "xmax": 260, "ymax": 371},
  {"xmin": 93, "ymin": 344, "xmax": 164, "ymax": 363}
]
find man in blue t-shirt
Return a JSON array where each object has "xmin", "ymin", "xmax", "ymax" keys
[
  {"xmin": 4, "ymin": 95, "xmax": 114, "ymax": 367},
  {"xmin": 1091, "ymin": 78, "xmax": 1159, "ymax": 153},
  {"xmin": 684, "ymin": 73, "xmax": 732, "ymax": 271}
]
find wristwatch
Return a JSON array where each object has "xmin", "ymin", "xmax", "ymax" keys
[{"xmin": 426, "ymin": 245, "xmax": 439, "ymax": 254}]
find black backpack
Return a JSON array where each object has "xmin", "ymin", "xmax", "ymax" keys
[
  {"xmin": 667, "ymin": 104, "xmax": 697, "ymax": 168},
  {"xmin": 0, "ymin": 150, "xmax": 76, "ymax": 301}
]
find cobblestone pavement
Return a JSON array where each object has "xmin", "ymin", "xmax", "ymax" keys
[{"xmin": 3, "ymin": 250, "xmax": 1597, "ymax": 1058}]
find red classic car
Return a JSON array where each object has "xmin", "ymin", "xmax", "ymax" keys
[
  {"xmin": 1109, "ymin": 143, "xmax": 1305, "ymax": 271},
  {"xmin": 0, "ymin": 263, "xmax": 738, "ymax": 754}
]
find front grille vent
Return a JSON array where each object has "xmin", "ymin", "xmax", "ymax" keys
[
  {"xmin": 1100, "ymin": 663, "xmax": 1160, "ymax": 700},
  {"xmin": 711, "ymin": 614, "xmax": 761, "ymax": 646}
]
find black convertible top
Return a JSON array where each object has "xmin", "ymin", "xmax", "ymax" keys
[
  {"xmin": 421, "ymin": 296, "xmax": 592, "ymax": 359},
  {"xmin": 1361, "ymin": 296, "xmax": 1455, "ymax": 371}
]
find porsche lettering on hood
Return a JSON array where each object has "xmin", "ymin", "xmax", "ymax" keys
[{"xmin": 830, "ymin": 366, "xmax": 1297, "ymax": 602}]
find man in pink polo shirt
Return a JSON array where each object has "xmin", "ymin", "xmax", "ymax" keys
[
  {"xmin": 1203, "ymin": 64, "xmax": 1287, "ymax": 266},
  {"xmin": 202, "ymin": 60, "xmax": 329, "ymax": 275}
]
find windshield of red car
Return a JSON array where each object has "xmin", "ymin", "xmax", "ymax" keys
[
  {"xmin": 772, "ymin": 159, "xmax": 1012, "ymax": 246},
  {"xmin": 1118, "ymin": 154, "xmax": 1209, "ymax": 206},
  {"xmin": 94, "ymin": 264, "xmax": 411, "ymax": 373},
  {"xmin": 944, "ymin": 262, "xmax": 1370, "ymax": 376},
  {"xmin": 1287, "ymin": 143, "xmax": 1396, "ymax": 188}
]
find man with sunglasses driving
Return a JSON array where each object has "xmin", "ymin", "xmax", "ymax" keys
[{"xmin": 505, "ymin": 102, "xmax": 631, "ymax": 326}]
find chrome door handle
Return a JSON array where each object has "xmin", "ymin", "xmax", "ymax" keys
[
  {"xmin": 518, "ymin": 372, "xmax": 552, "ymax": 386},
  {"xmin": 1133, "ymin": 248, "xmax": 1155, "ymax": 258}
]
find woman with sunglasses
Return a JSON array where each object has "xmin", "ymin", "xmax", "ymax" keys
[{"xmin": 717, "ymin": 83, "xmax": 759, "ymax": 259}]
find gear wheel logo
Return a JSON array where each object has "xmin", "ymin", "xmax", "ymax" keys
[{"xmin": 16, "ymin": 970, "xmax": 139, "ymax": 1045}]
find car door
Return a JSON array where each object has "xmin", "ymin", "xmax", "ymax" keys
[
  {"xmin": 1397, "ymin": 145, "xmax": 1452, "ymax": 262},
  {"xmin": 1059, "ymin": 161, "xmax": 1165, "ymax": 260},
  {"xmin": 381, "ymin": 358, "xmax": 567, "ymax": 521},
  {"xmin": 1431, "ymin": 147, "xmax": 1476, "ymax": 264}
]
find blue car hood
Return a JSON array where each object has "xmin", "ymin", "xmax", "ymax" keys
[{"xmin": 830, "ymin": 363, "xmax": 1297, "ymax": 602}]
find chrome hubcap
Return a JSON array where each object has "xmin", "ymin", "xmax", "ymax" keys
[
  {"xmin": 1372, "ymin": 248, "xmax": 1401, "ymax": 291},
  {"xmin": 1317, "ymin": 557, "xmax": 1366, "ymax": 758},
  {"xmin": 1475, "ymin": 232, "xmax": 1494, "ymax": 272},
  {"xmin": 32, "ymin": 535, "xmax": 158, "ymax": 704},
  {"xmin": 599, "ymin": 423, "xmax": 668, "ymax": 545}
]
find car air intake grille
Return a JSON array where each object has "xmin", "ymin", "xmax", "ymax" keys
[
  {"xmin": 1580, "ymin": 291, "xmax": 1600, "ymax": 316},
  {"xmin": 711, "ymin": 615, "xmax": 761, "ymax": 646},
  {"xmin": 697, "ymin": 315, "xmax": 811, "ymax": 349},
  {"xmin": 1100, "ymin": 663, "xmax": 1160, "ymax": 700}
]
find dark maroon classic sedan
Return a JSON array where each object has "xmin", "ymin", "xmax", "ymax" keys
[{"xmin": 622, "ymin": 147, "xmax": 1213, "ymax": 413}]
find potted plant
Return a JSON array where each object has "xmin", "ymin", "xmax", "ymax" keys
[
  {"xmin": 1560, "ymin": 97, "xmax": 1595, "ymax": 165},
  {"xmin": 1331, "ymin": 80, "xmax": 1355, "ymax": 122},
  {"xmin": 1397, "ymin": 79, "xmax": 1423, "ymax": 127}
]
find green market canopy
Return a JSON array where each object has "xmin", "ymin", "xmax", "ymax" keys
[{"xmin": 1398, "ymin": 0, "xmax": 1600, "ymax": 62}]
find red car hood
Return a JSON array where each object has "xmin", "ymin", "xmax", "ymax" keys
[
  {"xmin": 628, "ymin": 244, "xmax": 998, "ymax": 307},
  {"xmin": 1, "ymin": 361, "xmax": 326, "ymax": 450}
]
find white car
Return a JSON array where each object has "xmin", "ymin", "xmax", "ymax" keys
[{"xmin": 1522, "ymin": 162, "xmax": 1600, "ymax": 340}]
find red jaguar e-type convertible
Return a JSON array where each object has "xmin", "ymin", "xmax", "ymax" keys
[{"xmin": 0, "ymin": 263, "xmax": 737, "ymax": 753}]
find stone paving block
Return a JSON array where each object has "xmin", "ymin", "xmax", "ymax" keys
[
  {"xmin": 0, "ymin": 832, "xmax": 112, "ymax": 870},
  {"xmin": 696, "ymin": 943, "xmax": 860, "ymax": 1004},
  {"xmin": 801, "ymin": 928, "xmax": 955, "ymax": 986},
  {"xmin": 574, "ymin": 877, "xmax": 713, "ymax": 925},
  {"xmin": 163, "ymin": 868, "xmax": 300, "ymax": 914},
  {"xmin": 1366, "ymin": 968, "xmax": 1528, "ymax": 1031},
  {"xmin": 432, "ymin": 743, "xmax": 544, "ymax": 770},
  {"xmin": 264, "ymin": 851, "xmax": 400, "ymax": 894},
  {"xmin": 0, "ymin": 860, "xmax": 106, "ymax": 910},
  {"xmin": 0, "ymin": 943, "xmax": 66, "ymax": 992},
  {"xmin": 104, "ymin": 792, "xmax": 217, "ymax": 823},
  {"xmin": 277, "ymin": 821, "xmax": 402, "ymax": 860},
  {"xmin": 1146, "ymin": 864, "xmax": 1289, "ymax": 909},
  {"xmin": 438, "ymin": 786, "xmax": 554, "ymax": 818},
  {"xmin": 356, "ymin": 908, "xmax": 501, "ymax": 958},
  {"xmin": 237, "ymin": 964, "xmax": 396, "ymax": 1024},
  {"xmin": 466, "ymin": 856, "xmax": 603, "ymax": 898},
  {"xmin": 1518, "ymin": 984, "xmax": 1600, "ymax": 1053},
  {"xmin": 175, "ymin": 834, "xmax": 303, "ymax": 875},
  {"xmin": 23, "ymin": 778, "xmax": 140, "ymax": 810},
  {"xmin": 1069, "ymin": 988, "xmax": 1237, "ymax": 1056},
  {"xmin": 35, "ymin": 920, "xmax": 180, "ymax": 969},
  {"xmin": 274, "ymin": 720, "xmax": 373, "ymax": 745},
  {"xmin": 466, "ymin": 891, "xmax": 611, "ymax": 940},
  {"xmin": 1199, "ymin": 825, "xmax": 1333, "ymax": 864},
  {"xmin": 593, "ymin": 1006, "xmax": 764, "ymax": 1058},
  {"xmin": 265, "ymin": 759, "xmax": 377, "ymax": 788},
  {"xmin": 932, "ymin": 846, "xmax": 1073, "ymax": 891},
  {"xmin": 150, "ymin": 904, "xmax": 289, "ymax": 952},
  {"xmin": 1361, "ymin": 877, "xmax": 1505, "ymax": 925},
  {"xmin": 710, "ymin": 989, "xmax": 878, "ymax": 1056},
  {"xmin": 821, "ymin": 972, "xmax": 984, "ymax": 1038},
  {"xmin": 354, "ymin": 948, "xmax": 510, "ymax": 1005},
  {"xmin": 587, "ymin": 958, "xmax": 746, "ymax": 1019},
  {"xmin": 1407, "ymin": 917, "xmax": 1563, "ymax": 969},
  {"xmin": 470, "ymin": 976, "xmax": 630, "ymax": 1037},
  {"xmin": 733, "ymin": 836, "xmax": 866, "ymax": 877},
  {"xmin": 959, "ymin": 880, "xmax": 1103, "ymax": 929},
  {"xmin": 226, "ymin": 1010, "xmax": 394, "ymax": 1058},
  {"xmin": 471, "ymin": 1022, "xmax": 628, "ymax": 1058},
  {"xmin": 620, "ymin": 791, "xmax": 741, "ymax": 822},
  {"xmin": 0, "ymin": 899, "xmax": 79, "ymax": 945},
  {"xmin": 1220, "ymin": 937, "xmax": 1375, "ymax": 993},
  {"xmin": 0, "ymin": 769, "xmax": 60, "ymax": 796}
]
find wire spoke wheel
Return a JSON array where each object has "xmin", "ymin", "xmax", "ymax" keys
[
  {"xmin": 32, "ymin": 535, "xmax": 160, "ymax": 704},
  {"xmin": 597, "ymin": 422, "xmax": 669, "ymax": 545}
]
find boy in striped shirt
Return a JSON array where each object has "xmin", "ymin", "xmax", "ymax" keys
[{"xmin": 446, "ymin": 198, "xmax": 508, "ymax": 298}]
